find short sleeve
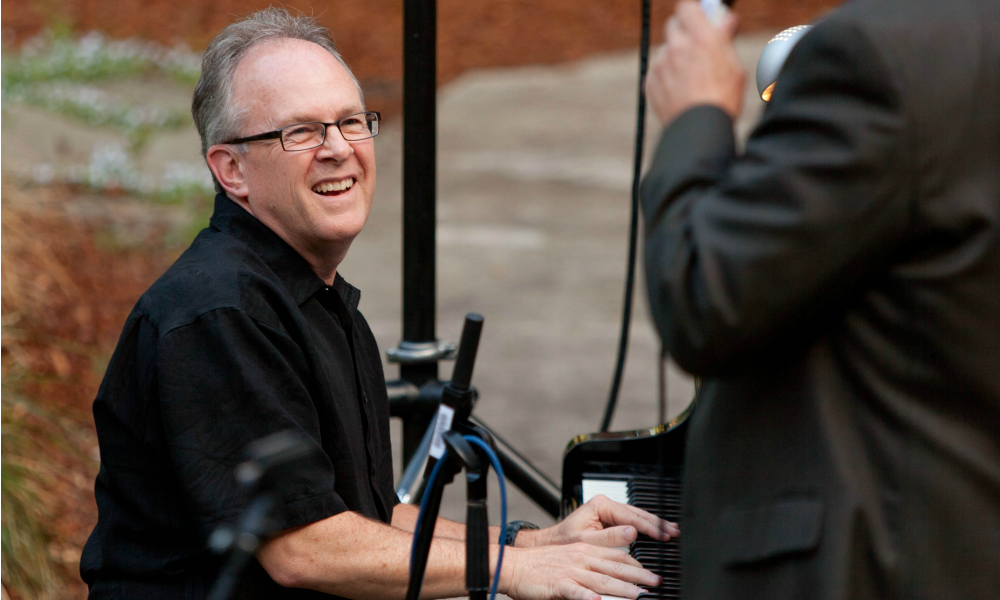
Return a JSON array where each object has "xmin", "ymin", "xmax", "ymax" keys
[{"xmin": 156, "ymin": 307, "xmax": 349, "ymax": 534}]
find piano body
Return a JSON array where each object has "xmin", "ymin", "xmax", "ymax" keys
[{"xmin": 561, "ymin": 405, "xmax": 692, "ymax": 599}]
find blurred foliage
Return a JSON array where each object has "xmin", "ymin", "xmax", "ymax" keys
[
  {"xmin": 2, "ymin": 29, "xmax": 201, "ymax": 87},
  {"xmin": 1, "ymin": 188, "xmax": 187, "ymax": 598},
  {"xmin": 2, "ymin": 29, "xmax": 215, "ymax": 209},
  {"xmin": 2, "ymin": 390, "xmax": 75, "ymax": 600},
  {"xmin": 1, "ymin": 200, "xmax": 94, "ymax": 600},
  {"xmin": 7, "ymin": 83, "xmax": 191, "ymax": 150},
  {"xmin": 2, "ymin": 30, "xmax": 199, "ymax": 150}
]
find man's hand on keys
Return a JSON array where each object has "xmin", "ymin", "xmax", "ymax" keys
[
  {"xmin": 515, "ymin": 494, "xmax": 679, "ymax": 549},
  {"xmin": 501, "ymin": 542, "xmax": 661, "ymax": 600}
]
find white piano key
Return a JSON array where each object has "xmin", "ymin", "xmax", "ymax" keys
[{"xmin": 582, "ymin": 479, "xmax": 629, "ymax": 505}]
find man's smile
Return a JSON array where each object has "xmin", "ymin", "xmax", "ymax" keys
[{"xmin": 311, "ymin": 177, "xmax": 356, "ymax": 196}]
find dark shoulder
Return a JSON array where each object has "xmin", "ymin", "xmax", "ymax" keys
[
  {"xmin": 805, "ymin": 0, "xmax": 992, "ymax": 73},
  {"xmin": 831, "ymin": 0, "xmax": 992, "ymax": 30},
  {"xmin": 763, "ymin": 1, "xmax": 913, "ymax": 118},
  {"xmin": 137, "ymin": 226, "xmax": 295, "ymax": 338},
  {"xmin": 798, "ymin": 0, "xmax": 996, "ymax": 134}
]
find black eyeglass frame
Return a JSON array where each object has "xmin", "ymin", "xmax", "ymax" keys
[{"xmin": 224, "ymin": 111, "xmax": 381, "ymax": 151}]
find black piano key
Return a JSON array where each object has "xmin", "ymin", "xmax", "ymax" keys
[
  {"xmin": 635, "ymin": 559, "xmax": 682, "ymax": 568},
  {"xmin": 633, "ymin": 552, "xmax": 682, "ymax": 561},
  {"xmin": 579, "ymin": 474, "xmax": 683, "ymax": 600},
  {"xmin": 628, "ymin": 478, "xmax": 682, "ymax": 600},
  {"xmin": 634, "ymin": 551, "xmax": 682, "ymax": 560}
]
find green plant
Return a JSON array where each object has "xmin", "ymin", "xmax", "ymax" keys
[
  {"xmin": 2, "ymin": 30, "xmax": 201, "ymax": 88},
  {"xmin": 2, "ymin": 30, "xmax": 201, "ymax": 149},
  {"xmin": 1, "ymin": 391, "xmax": 58, "ymax": 598}
]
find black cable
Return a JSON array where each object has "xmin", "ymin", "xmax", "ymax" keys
[{"xmin": 600, "ymin": 0, "xmax": 652, "ymax": 433}]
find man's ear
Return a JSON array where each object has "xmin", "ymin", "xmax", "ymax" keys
[{"xmin": 206, "ymin": 144, "xmax": 249, "ymax": 202}]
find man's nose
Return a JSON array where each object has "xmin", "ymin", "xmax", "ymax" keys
[{"xmin": 316, "ymin": 125, "xmax": 353, "ymax": 161}]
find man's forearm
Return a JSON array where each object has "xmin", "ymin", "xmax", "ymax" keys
[
  {"xmin": 391, "ymin": 502, "xmax": 467, "ymax": 540},
  {"xmin": 259, "ymin": 503, "xmax": 661, "ymax": 600},
  {"xmin": 258, "ymin": 510, "xmax": 500, "ymax": 599}
]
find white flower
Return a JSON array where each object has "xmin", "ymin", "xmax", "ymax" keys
[{"xmin": 87, "ymin": 143, "xmax": 140, "ymax": 190}]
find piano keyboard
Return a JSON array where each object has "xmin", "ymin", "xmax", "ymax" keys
[{"xmin": 582, "ymin": 475, "xmax": 683, "ymax": 599}]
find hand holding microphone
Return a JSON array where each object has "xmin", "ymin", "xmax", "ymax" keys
[{"xmin": 645, "ymin": 0, "xmax": 746, "ymax": 126}]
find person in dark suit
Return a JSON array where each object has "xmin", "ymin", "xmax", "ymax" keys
[{"xmin": 640, "ymin": 1, "xmax": 1000, "ymax": 598}]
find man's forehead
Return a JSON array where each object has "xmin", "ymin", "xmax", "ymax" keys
[{"xmin": 231, "ymin": 39, "xmax": 361, "ymax": 124}]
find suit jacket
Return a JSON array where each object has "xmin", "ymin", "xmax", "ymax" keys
[{"xmin": 640, "ymin": 0, "xmax": 1000, "ymax": 598}]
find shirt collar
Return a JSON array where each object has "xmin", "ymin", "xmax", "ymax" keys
[
  {"xmin": 209, "ymin": 194, "xmax": 360, "ymax": 310},
  {"xmin": 332, "ymin": 271, "xmax": 361, "ymax": 312}
]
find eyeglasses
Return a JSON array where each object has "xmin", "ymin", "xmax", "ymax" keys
[{"xmin": 224, "ymin": 111, "xmax": 381, "ymax": 151}]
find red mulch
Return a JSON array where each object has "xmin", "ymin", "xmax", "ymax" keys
[{"xmin": 1, "ymin": 185, "xmax": 183, "ymax": 599}]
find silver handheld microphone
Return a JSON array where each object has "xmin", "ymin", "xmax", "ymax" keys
[{"xmin": 756, "ymin": 25, "xmax": 812, "ymax": 101}]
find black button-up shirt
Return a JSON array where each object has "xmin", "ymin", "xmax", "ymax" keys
[{"xmin": 81, "ymin": 194, "xmax": 397, "ymax": 598}]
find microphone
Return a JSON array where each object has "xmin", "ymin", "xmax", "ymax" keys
[
  {"xmin": 700, "ymin": 0, "xmax": 736, "ymax": 26},
  {"xmin": 206, "ymin": 431, "xmax": 317, "ymax": 600},
  {"xmin": 445, "ymin": 313, "xmax": 484, "ymax": 420},
  {"xmin": 756, "ymin": 25, "xmax": 812, "ymax": 101}
]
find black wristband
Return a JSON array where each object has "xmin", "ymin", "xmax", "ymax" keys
[{"xmin": 503, "ymin": 520, "xmax": 539, "ymax": 546}]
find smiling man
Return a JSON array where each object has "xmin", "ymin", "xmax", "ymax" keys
[{"xmin": 80, "ymin": 8, "xmax": 676, "ymax": 600}]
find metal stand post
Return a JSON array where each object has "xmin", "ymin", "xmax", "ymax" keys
[{"xmin": 388, "ymin": 0, "xmax": 562, "ymax": 517}]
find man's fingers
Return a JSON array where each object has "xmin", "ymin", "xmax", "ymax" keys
[
  {"xmin": 665, "ymin": 17, "xmax": 696, "ymax": 70},
  {"xmin": 589, "ymin": 556, "xmax": 662, "ymax": 588},
  {"xmin": 621, "ymin": 505, "xmax": 678, "ymax": 540},
  {"xmin": 510, "ymin": 544, "xmax": 656, "ymax": 600},
  {"xmin": 557, "ymin": 581, "xmax": 601, "ymax": 600},
  {"xmin": 720, "ymin": 11, "xmax": 740, "ymax": 40},
  {"xmin": 590, "ymin": 496, "xmax": 679, "ymax": 541},
  {"xmin": 675, "ymin": 1, "xmax": 712, "ymax": 37},
  {"xmin": 666, "ymin": 15, "xmax": 683, "ymax": 46},
  {"xmin": 650, "ymin": 43, "xmax": 669, "ymax": 72},
  {"xmin": 583, "ymin": 544, "xmax": 643, "ymax": 568},
  {"xmin": 666, "ymin": 522, "xmax": 680, "ymax": 538},
  {"xmin": 577, "ymin": 559, "xmax": 659, "ymax": 599},
  {"xmin": 624, "ymin": 505, "xmax": 678, "ymax": 540},
  {"xmin": 578, "ymin": 525, "xmax": 639, "ymax": 548},
  {"xmin": 615, "ymin": 505, "xmax": 667, "ymax": 539},
  {"xmin": 575, "ymin": 572, "xmax": 644, "ymax": 600}
]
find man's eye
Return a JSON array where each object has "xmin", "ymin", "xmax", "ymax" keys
[
  {"xmin": 287, "ymin": 125, "xmax": 317, "ymax": 136},
  {"xmin": 341, "ymin": 117, "xmax": 366, "ymax": 129}
]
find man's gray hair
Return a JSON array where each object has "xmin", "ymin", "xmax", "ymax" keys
[{"xmin": 192, "ymin": 7, "xmax": 363, "ymax": 179}]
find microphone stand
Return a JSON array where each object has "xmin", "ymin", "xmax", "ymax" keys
[
  {"xmin": 406, "ymin": 314, "xmax": 494, "ymax": 600},
  {"xmin": 206, "ymin": 431, "xmax": 315, "ymax": 600},
  {"xmin": 206, "ymin": 494, "xmax": 276, "ymax": 600}
]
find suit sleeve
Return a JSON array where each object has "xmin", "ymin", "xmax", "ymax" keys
[
  {"xmin": 157, "ymin": 307, "xmax": 350, "ymax": 535},
  {"xmin": 641, "ymin": 18, "xmax": 913, "ymax": 376}
]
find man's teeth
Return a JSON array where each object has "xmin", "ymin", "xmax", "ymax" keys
[{"xmin": 312, "ymin": 178, "xmax": 355, "ymax": 193}]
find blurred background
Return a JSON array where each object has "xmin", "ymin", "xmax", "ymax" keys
[{"xmin": 1, "ymin": 1, "xmax": 840, "ymax": 598}]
